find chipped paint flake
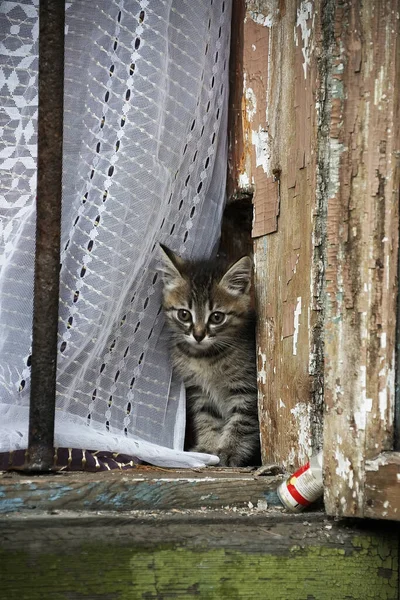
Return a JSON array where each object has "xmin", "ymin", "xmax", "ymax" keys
[
  {"xmin": 328, "ymin": 139, "xmax": 345, "ymax": 198},
  {"xmin": 245, "ymin": 86, "xmax": 257, "ymax": 122},
  {"xmin": 380, "ymin": 332, "xmax": 387, "ymax": 349},
  {"xmin": 295, "ymin": 1, "xmax": 313, "ymax": 79},
  {"xmin": 335, "ymin": 449, "xmax": 353, "ymax": 489},
  {"xmin": 366, "ymin": 454, "xmax": 390, "ymax": 472},
  {"xmin": 290, "ymin": 402, "xmax": 312, "ymax": 464},
  {"xmin": 248, "ymin": 11, "xmax": 273, "ymax": 27},
  {"xmin": 251, "ymin": 126, "xmax": 271, "ymax": 175},
  {"xmin": 238, "ymin": 172, "xmax": 250, "ymax": 189},
  {"xmin": 354, "ymin": 365, "xmax": 373, "ymax": 431},
  {"xmin": 293, "ymin": 296, "xmax": 302, "ymax": 356},
  {"xmin": 378, "ymin": 388, "xmax": 387, "ymax": 422},
  {"xmin": 258, "ymin": 348, "xmax": 267, "ymax": 385},
  {"xmin": 374, "ymin": 65, "xmax": 385, "ymax": 105}
]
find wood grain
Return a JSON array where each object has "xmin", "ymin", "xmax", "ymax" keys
[
  {"xmin": 322, "ymin": 0, "xmax": 400, "ymax": 519},
  {"xmin": 233, "ymin": 1, "xmax": 323, "ymax": 469},
  {"xmin": 0, "ymin": 468, "xmax": 284, "ymax": 513},
  {"xmin": 365, "ymin": 453, "xmax": 400, "ymax": 521},
  {"xmin": 0, "ymin": 512, "xmax": 398, "ymax": 600}
]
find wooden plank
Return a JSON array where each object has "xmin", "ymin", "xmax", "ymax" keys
[
  {"xmin": 365, "ymin": 453, "xmax": 400, "ymax": 521},
  {"xmin": 0, "ymin": 512, "xmax": 398, "ymax": 600},
  {"xmin": 232, "ymin": 1, "xmax": 323, "ymax": 469},
  {"xmin": 0, "ymin": 468, "xmax": 284, "ymax": 514},
  {"xmin": 323, "ymin": 0, "xmax": 400, "ymax": 518}
]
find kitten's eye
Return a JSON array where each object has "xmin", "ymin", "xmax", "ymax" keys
[
  {"xmin": 209, "ymin": 311, "xmax": 225, "ymax": 325},
  {"xmin": 177, "ymin": 309, "xmax": 192, "ymax": 323}
]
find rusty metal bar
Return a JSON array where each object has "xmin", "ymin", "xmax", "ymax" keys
[{"xmin": 27, "ymin": 0, "xmax": 65, "ymax": 471}]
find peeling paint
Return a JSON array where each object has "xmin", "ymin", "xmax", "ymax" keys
[
  {"xmin": 295, "ymin": 1, "xmax": 313, "ymax": 79},
  {"xmin": 258, "ymin": 348, "xmax": 267, "ymax": 385},
  {"xmin": 328, "ymin": 139, "xmax": 345, "ymax": 198},
  {"xmin": 374, "ymin": 65, "xmax": 385, "ymax": 105},
  {"xmin": 238, "ymin": 172, "xmax": 251, "ymax": 189},
  {"xmin": 245, "ymin": 85, "xmax": 257, "ymax": 121},
  {"xmin": 354, "ymin": 365, "xmax": 373, "ymax": 431},
  {"xmin": 378, "ymin": 388, "xmax": 387, "ymax": 422},
  {"xmin": 248, "ymin": 11, "xmax": 273, "ymax": 28},
  {"xmin": 251, "ymin": 126, "xmax": 271, "ymax": 174},
  {"xmin": 293, "ymin": 296, "xmax": 302, "ymax": 356},
  {"xmin": 365, "ymin": 454, "xmax": 390, "ymax": 472},
  {"xmin": 290, "ymin": 402, "xmax": 312, "ymax": 464},
  {"xmin": 335, "ymin": 449, "xmax": 354, "ymax": 489}
]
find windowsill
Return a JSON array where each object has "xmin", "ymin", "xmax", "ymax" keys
[{"xmin": 0, "ymin": 466, "xmax": 292, "ymax": 514}]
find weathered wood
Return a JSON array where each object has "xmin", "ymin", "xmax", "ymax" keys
[
  {"xmin": 0, "ymin": 467, "xmax": 284, "ymax": 514},
  {"xmin": 322, "ymin": 0, "xmax": 400, "ymax": 519},
  {"xmin": 0, "ymin": 512, "xmax": 398, "ymax": 599},
  {"xmin": 365, "ymin": 453, "xmax": 400, "ymax": 521},
  {"xmin": 231, "ymin": 1, "xmax": 323, "ymax": 469}
]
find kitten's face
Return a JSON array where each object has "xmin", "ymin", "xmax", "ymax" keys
[{"xmin": 159, "ymin": 245, "xmax": 252, "ymax": 356}]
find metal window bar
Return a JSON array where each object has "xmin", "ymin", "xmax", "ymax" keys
[{"xmin": 26, "ymin": 0, "xmax": 65, "ymax": 471}]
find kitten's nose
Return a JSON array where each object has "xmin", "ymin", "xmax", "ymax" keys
[{"xmin": 193, "ymin": 330, "xmax": 206, "ymax": 343}]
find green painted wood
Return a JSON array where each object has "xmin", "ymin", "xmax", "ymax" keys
[
  {"xmin": 0, "ymin": 512, "xmax": 398, "ymax": 599},
  {"xmin": 0, "ymin": 468, "xmax": 283, "ymax": 513}
]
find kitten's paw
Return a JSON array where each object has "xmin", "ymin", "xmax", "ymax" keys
[{"xmin": 217, "ymin": 449, "xmax": 242, "ymax": 467}]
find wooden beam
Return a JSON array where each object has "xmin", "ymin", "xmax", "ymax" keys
[
  {"xmin": 0, "ymin": 468, "xmax": 283, "ymax": 513},
  {"xmin": 232, "ymin": 1, "xmax": 323, "ymax": 469},
  {"xmin": 323, "ymin": 0, "xmax": 400, "ymax": 518},
  {"xmin": 0, "ymin": 512, "xmax": 398, "ymax": 599},
  {"xmin": 365, "ymin": 453, "xmax": 400, "ymax": 521}
]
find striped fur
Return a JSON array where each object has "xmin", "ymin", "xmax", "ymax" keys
[{"xmin": 159, "ymin": 245, "xmax": 261, "ymax": 467}]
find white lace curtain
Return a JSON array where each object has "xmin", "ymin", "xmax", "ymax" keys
[{"xmin": 0, "ymin": 0, "xmax": 231, "ymax": 467}]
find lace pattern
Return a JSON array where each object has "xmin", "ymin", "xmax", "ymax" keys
[{"xmin": 0, "ymin": 0, "xmax": 231, "ymax": 467}]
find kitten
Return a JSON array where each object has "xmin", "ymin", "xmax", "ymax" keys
[{"xmin": 159, "ymin": 244, "xmax": 261, "ymax": 467}]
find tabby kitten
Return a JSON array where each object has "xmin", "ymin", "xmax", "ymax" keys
[{"xmin": 159, "ymin": 244, "xmax": 261, "ymax": 467}]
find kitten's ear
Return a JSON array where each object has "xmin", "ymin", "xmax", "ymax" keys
[
  {"xmin": 158, "ymin": 244, "xmax": 185, "ymax": 289},
  {"xmin": 219, "ymin": 256, "xmax": 253, "ymax": 296}
]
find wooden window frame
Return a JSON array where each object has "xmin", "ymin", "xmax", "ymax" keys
[
  {"xmin": 321, "ymin": 0, "xmax": 400, "ymax": 521},
  {"xmin": 2, "ymin": 0, "xmax": 399, "ymax": 523},
  {"xmin": 229, "ymin": 0, "xmax": 400, "ymax": 521}
]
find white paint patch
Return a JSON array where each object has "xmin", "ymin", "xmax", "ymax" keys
[
  {"xmin": 293, "ymin": 296, "xmax": 302, "ymax": 356},
  {"xmin": 328, "ymin": 139, "xmax": 345, "ymax": 199},
  {"xmin": 354, "ymin": 365, "xmax": 373, "ymax": 430},
  {"xmin": 290, "ymin": 402, "xmax": 312, "ymax": 464},
  {"xmin": 386, "ymin": 253, "xmax": 390, "ymax": 290},
  {"xmin": 248, "ymin": 11, "xmax": 273, "ymax": 27},
  {"xmin": 295, "ymin": 1, "xmax": 313, "ymax": 79},
  {"xmin": 238, "ymin": 172, "xmax": 250, "ymax": 189},
  {"xmin": 379, "ymin": 388, "xmax": 387, "ymax": 421},
  {"xmin": 335, "ymin": 449, "xmax": 353, "ymax": 488},
  {"xmin": 366, "ymin": 454, "xmax": 389, "ymax": 472},
  {"xmin": 354, "ymin": 401, "xmax": 373, "ymax": 431},
  {"xmin": 374, "ymin": 65, "xmax": 385, "ymax": 105},
  {"xmin": 381, "ymin": 332, "xmax": 387, "ymax": 349},
  {"xmin": 252, "ymin": 127, "xmax": 271, "ymax": 175},
  {"xmin": 279, "ymin": 398, "xmax": 285, "ymax": 409},
  {"xmin": 258, "ymin": 348, "xmax": 267, "ymax": 385},
  {"xmin": 245, "ymin": 86, "xmax": 257, "ymax": 121}
]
